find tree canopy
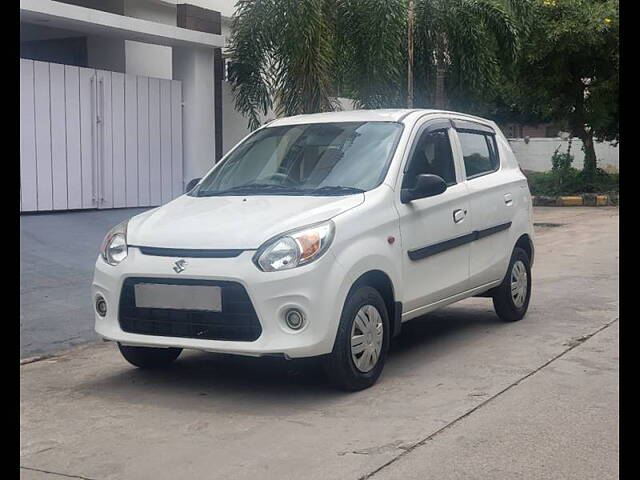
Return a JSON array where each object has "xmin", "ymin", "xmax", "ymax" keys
[
  {"xmin": 227, "ymin": 0, "xmax": 618, "ymax": 176},
  {"xmin": 228, "ymin": 0, "xmax": 527, "ymax": 129},
  {"xmin": 492, "ymin": 0, "xmax": 618, "ymax": 174}
]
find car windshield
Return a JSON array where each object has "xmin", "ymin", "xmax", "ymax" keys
[{"xmin": 191, "ymin": 121, "xmax": 403, "ymax": 197}]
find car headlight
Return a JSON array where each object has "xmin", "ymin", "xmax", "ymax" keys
[
  {"xmin": 254, "ymin": 221, "xmax": 335, "ymax": 272},
  {"xmin": 100, "ymin": 221, "xmax": 128, "ymax": 266}
]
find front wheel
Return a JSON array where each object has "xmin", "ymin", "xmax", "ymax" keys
[
  {"xmin": 492, "ymin": 247, "xmax": 532, "ymax": 322},
  {"xmin": 118, "ymin": 343, "xmax": 182, "ymax": 369},
  {"xmin": 323, "ymin": 286, "xmax": 390, "ymax": 391}
]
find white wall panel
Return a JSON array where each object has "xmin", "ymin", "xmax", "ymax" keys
[
  {"xmin": 64, "ymin": 65, "xmax": 82, "ymax": 210},
  {"xmin": 79, "ymin": 67, "xmax": 95, "ymax": 209},
  {"xmin": 159, "ymin": 79, "xmax": 172, "ymax": 204},
  {"xmin": 171, "ymin": 80, "xmax": 183, "ymax": 197},
  {"xmin": 124, "ymin": 74, "xmax": 139, "ymax": 207},
  {"xmin": 49, "ymin": 63, "xmax": 68, "ymax": 210},
  {"xmin": 111, "ymin": 72, "xmax": 126, "ymax": 208},
  {"xmin": 148, "ymin": 78, "xmax": 162, "ymax": 206},
  {"xmin": 97, "ymin": 70, "xmax": 114, "ymax": 208},
  {"xmin": 33, "ymin": 61, "xmax": 53, "ymax": 211},
  {"xmin": 137, "ymin": 76, "xmax": 151, "ymax": 206},
  {"xmin": 20, "ymin": 59, "xmax": 38, "ymax": 211}
]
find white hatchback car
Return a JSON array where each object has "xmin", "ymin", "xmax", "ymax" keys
[{"xmin": 93, "ymin": 109, "xmax": 534, "ymax": 390}]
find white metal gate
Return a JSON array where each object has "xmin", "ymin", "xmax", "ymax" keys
[{"xmin": 20, "ymin": 58, "xmax": 183, "ymax": 212}]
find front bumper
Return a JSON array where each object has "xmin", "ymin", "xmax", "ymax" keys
[{"xmin": 92, "ymin": 247, "xmax": 350, "ymax": 358}]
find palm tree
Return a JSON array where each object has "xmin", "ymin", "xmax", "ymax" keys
[
  {"xmin": 412, "ymin": 0, "xmax": 528, "ymax": 111},
  {"xmin": 229, "ymin": 0, "xmax": 406, "ymax": 128},
  {"xmin": 228, "ymin": 0, "xmax": 527, "ymax": 130},
  {"xmin": 228, "ymin": 0, "xmax": 407, "ymax": 129}
]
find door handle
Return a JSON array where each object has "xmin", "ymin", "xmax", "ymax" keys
[
  {"xmin": 453, "ymin": 209, "xmax": 466, "ymax": 223},
  {"xmin": 504, "ymin": 193, "xmax": 513, "ymax": 206}
]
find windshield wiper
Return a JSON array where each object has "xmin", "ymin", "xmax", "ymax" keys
[
  {"xmin": 305, "ymin": 186, "xmax": 365, "ymax": 196},
  {"xmin": 197, "ymin": 183, "xmax": 302, "ymax": 196}
]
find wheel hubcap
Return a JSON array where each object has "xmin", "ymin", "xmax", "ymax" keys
[
  {"xmin": 511, "ymin": 260, "xmax": 528, "ymax": 308},
  {"xmin": 350, "ymin": 305, "xmax": 384, "ymax": 373}
]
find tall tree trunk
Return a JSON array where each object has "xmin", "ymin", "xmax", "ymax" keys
[
  {"xmin": 434, "ymin": 65, "xmax": 446, "ymax": 108},
  {"xmin": 571, "ymin": 80, "xmax": 597, "ymax": 178},
  {"xmin": 407, "ymin": 0, "xmax": 414, "ymax": 108},
  {"xmin": 581, "ymin": 129, "xmax": 597, "ymax": 178},
  {"xmin": 434, "ymin": 35, "xmax": 447, "ymax": 109}
]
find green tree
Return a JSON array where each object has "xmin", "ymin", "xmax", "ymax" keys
[
  {"xmin": 412, "ymin": 0, "xmax": 526, "ymax": 112},
  {"xmin": 228, "ymin": 0, "xmax": 526, "ymax": 130},
  {"xmin": 494, "ymin": 0, "xmax": 619, "ymax": 177},
  {"xmin": 228, "ymin": 0, "xmax": 407, "ymax": 130}
]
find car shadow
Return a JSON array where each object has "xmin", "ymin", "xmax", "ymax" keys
[
  {"xmin": 389, "ymin": 302, "xmax": 500, "ymax": 357},
  {"xmin": 76, "ymin": 300, "xmax": 503, "ymax": 413}
]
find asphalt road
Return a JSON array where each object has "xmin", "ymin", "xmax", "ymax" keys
[
  {"xmin": 20, "ymin": 207, "xmax": 618, "ymax": 479},
  {"xmin": 20, "ymin": 207, "xmax": 151, "ymax": 359}
]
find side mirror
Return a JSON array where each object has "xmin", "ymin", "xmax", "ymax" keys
[
  {"xmin": 401, "ymin": 174, "xmax": 447, "ymax": 203},
  {"xmin": 185, "ymin": 178, "xmax": 202, "ymax": 193}
]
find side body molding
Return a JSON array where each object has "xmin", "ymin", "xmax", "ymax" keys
[{"xmin": 408, "ymin": 222, "xmax": 512, "ymax": 261}]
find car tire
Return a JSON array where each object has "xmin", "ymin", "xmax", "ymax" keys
[
  {"xmin": 492, "ymin": 247, "xmax": 532, "ymax": 322},
  {"xmin": 118, "ymin": 343, "xmax": 182, "ymax": 369},
  {"xmin": 323, "ymin": 286, "xmax": 390, "ymax": 391}
]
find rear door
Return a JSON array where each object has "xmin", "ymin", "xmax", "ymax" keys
[
  {"xmin": 395, "ymin": 118, "xmax": 472, "ymax": 315},
  {"xmin": 451, "ymin": 119, "xmax": 514, "ymax": 288}
]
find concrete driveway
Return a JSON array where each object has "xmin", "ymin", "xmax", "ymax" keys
[
  {"xmin": 20, "ymin": 208, "xmax": 150, "ymax": 359},
  {"xmin": 20, "ymin": 207, "xmax": 619, "ymax": 479}
]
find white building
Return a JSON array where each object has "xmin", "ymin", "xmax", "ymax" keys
[{"xmin": 20, "ymin": 0, "xmax": 258, "ymax": 212}]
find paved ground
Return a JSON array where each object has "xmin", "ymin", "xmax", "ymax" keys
[
  {"xmin": 20, "ymin": 207, "xmax": 618, "ymax": 479},
  {"xmin": 20, "ymin": 208, "xmax": 150, "ymax": 359}
]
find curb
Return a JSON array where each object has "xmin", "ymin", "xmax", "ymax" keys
[
  {"xmin": 20, "ymin": 340, "xmax": 107, "ymax": 366},
  {"xmin": 532, "ymin": 194, "xmax": 615, "ymax": 207}
]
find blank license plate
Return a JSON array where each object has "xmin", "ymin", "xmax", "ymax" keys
[{"xmin": 134, "ymin": 283, "xmax": 222, "ymax": 312}]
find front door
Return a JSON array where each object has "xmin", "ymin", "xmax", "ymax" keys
[{"xmin": 395, "ymin": 118, "xmax": 472, "ymax": 316}]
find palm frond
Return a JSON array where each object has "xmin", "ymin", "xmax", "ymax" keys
[
  {"xmin": 227, "ymin": 0, "xmax": 275, "ymax": 130},
  {"xmin": 272, "ymin": 0, "xmax": 337, "ymax": 116},
  {"xmin": 334, "ymin": 0, "xmax": 407, "ymax": 108},
  {"xmin": 413, "ymin": 0, "xmax": 523, "ymax": 111},
  {"xmin": 463, "ymin": 0, "xmax": 519, "ymax": 62}
]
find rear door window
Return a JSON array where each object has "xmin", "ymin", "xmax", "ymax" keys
[{"xmin": 458, "ymin": 131, "xmax": 500, "ymax": 179}]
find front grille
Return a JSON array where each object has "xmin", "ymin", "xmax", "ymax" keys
[
  {"xmin": 119, "ymin": 277, "xmax": 262, "ymax": 342},
  {"xmin": 133, "ymin": 246, "xmax": 244, "ymax": 258}
]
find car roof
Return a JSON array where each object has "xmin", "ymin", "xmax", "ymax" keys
[{"xmin": 266, "ymin": 108, "xmax": 495, "ymax": 128}]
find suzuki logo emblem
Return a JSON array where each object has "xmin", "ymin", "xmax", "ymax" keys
[{"xmin": 173, "ymin": 259, "xmax": 187, "ymax": 273}]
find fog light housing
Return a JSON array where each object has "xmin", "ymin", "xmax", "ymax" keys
[
  {"xmin": 95, "ymin": 295, "xmax": 107, "ymax": 317},
  {"xmin": 284, "ymin": 309, "xmax": 304, "ymax": 330}
]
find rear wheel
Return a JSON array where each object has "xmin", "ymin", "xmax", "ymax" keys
[
  {"xmin": 323, "ymin": 286, "xmax": 390, "ymax": 391},
  {"xmin": 118, "ymin": 343, "xmax": 182, "ymax": 369},
  {"xmin": 492, "ymin": 247, "xmax": 532, "ymax": 322}
]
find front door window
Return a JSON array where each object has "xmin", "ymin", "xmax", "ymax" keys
[{"xmin": 403, "ymin": 129, "xmax": 457, "ymax": 189}]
